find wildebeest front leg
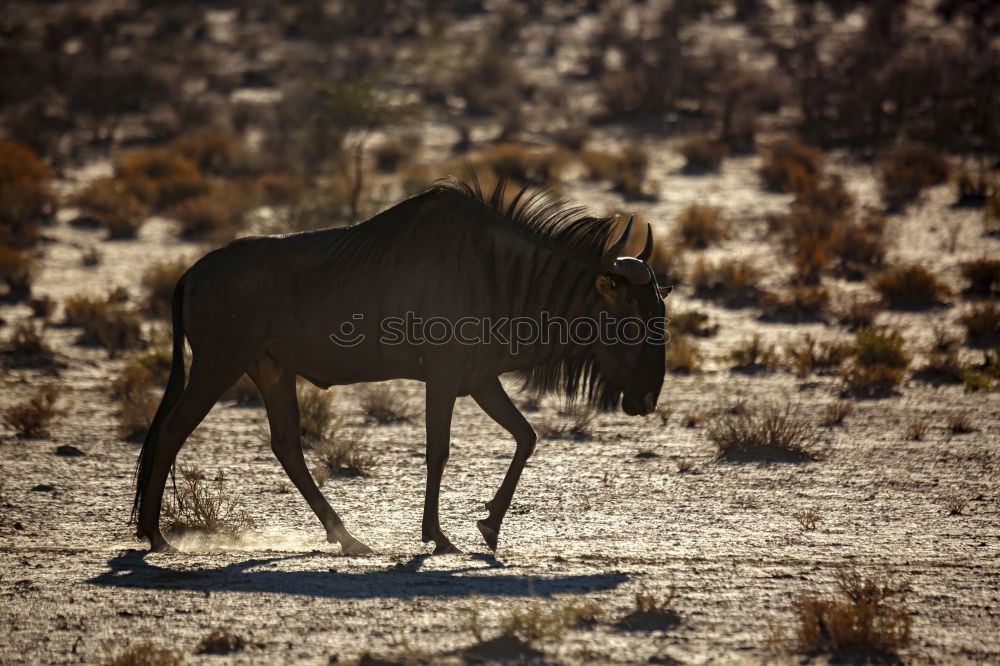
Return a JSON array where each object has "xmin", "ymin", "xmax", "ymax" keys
[
  {"xmin": 423, "ymin": 377, "xmax": 461, "ymax": 554},
  {"xmin": 471, "ymin": 377, "xmax": 536, "ymax": 551},
  {"xmin": 250, "ymin": 367, "xmax": 372, "ymax": 555}
]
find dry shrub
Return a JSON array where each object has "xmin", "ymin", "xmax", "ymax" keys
[
  {"xmin": 3, "ymin": 384, "xmax": 61, "ymax": 437},
  {"xmin": 76, "ymin": 178, "xmax": 151, "ymax": 240},
  {"xmin": 946, "ymin": 414, "xmax": 975, "ymax": 435},
  {"xmin": 0, "ymin": 244, "xmax": 36, "ymax": 302},
  {"xmin": 913, "ymin": 334, "xmax": 965, "ymax": 386},
  {"xmin": 169, "ymin": 131, "xmax": 242, "ymax": 175},
  {"xmin": 707, "ymin": 403, "xmax": 820, "ymax": 462},
  {"xmin": 473, "ymin": 143, "xmax": 567, "ymax": 189},
  {"xmin": 503, "ymin": 598, "xmax": 602, "ymax": 641},
  {"xmin": 794, "ymin": 510, "xmax": 820, "ymax": 530},
  {"xmin": 161, "ymin": 467, "xmax": 255, "ymax": 538},
  {"xmin": 959, "ymin": 302, "xmax": 1000, "ymax": 349},
  {"xmin": 666, "ymin": 333, "xmax": 701, "ymax": 374},
  {"xmin": 580, "ymin": 146, "xmax": 652, "ymax": 200},
  {"xmin": 678, "ymin": 136, "xmax": 728, "ymax": 174},
  {"xmin": 2, "ymin": 320, "xmax": 57, "ymax": 369},
  {"xmin": 297, "ymin": 384, "xmax": 338, "ymax": 445},
  {"xmin": 789, "ymin": 571, "xmax": 911, "ymax": 660},
  {"xmin": 116, "ymin": 148, "xmax": 208, "ymax": 209},
  {"xmin": 372, "ymin": 134, "xmax": 421, "ymax": 173},
  {"xmin": 667, "ymin": 309, "xmax": 718, "ymax": 337},
  {"xmin": 617, "ymin": 587, "xmax": 681, "ymax": 631},
  {"xmin": 758, "ymin": 285, "xmax": 829, "ymax": 322},
  {"xmin": 821, "ymin": 401, "xmax": 853, "ymax": 427},
  {"xmin": 689, "ymin": 257, "xmax": 763, "ymax": 307},
  {"xmin": 170, "ymin": 188, "xmax": 248, "ymax": 241},
  {"xmin": 833, "ymin": 292, "xmax": 884, "ymax": 331},
  {"xmin": 786, "ymin": 335, "xmax": 853, "ymax": 378},
  {"xmin": 843, "ymin": 327, "xmax": 909, "ymax": 398},
  {"xmin": 944, "ymin": 496, "xmax": 968, "ymax": 516},
  {"xmin": 0, "ymin": 140, "xmax": 55, "ymax": 250},
  {"xmin": 141, "ymin": 259, "xmax": 188, "ymax": 319},
  {"xmin": 959, "ymin": 258, "xmax": 1000, "ymax": 298},
  {"xmin": 63, "ymin": 291, "xmax": 143, "ymax": 357},
  {"xmin": 360, "ymin": 384, "xmax": 412, "ymax": 423},
  {"xmin": 729, "ymin": 335, "xmax": 780, "ymax": 373},
  {"xmin": 879, "ymin": 142, "xmax": 950, "ymax": 212},
  {"xmin": 871, "ymin": 264, "xmax": 952, "ymax": 310},
  {"xmin": 196, "ymin": 627, "xmax": 245, "ymax": 655},
  {"xmin": 904, "ymin": 418, "xmax": 929, "ymax": 441},
  {"xmin": 110, "ymin": 361, "xmax": 157, "ymax": 441},
  {"xmin": 105, "ymin": 642, "xmax": 182, "ymax": 666},
  {"xmin": 832, "ymin": 214, "xmax": 889, "ymax": 280},
  {"xmin": 312, "ymin": 431, "xmax": 375, "ymax": 479},
  {"xmin": 675, "ymin": 204, "xmax": 726, "ymax": 248},
  {"xmin": 963, "ymin": 352, "xmax": 1000, "ymax": 392},
  {"xmin": 254, "ymin": 172, "xmax": 305, "ymax": 206},
  {"xmin": 759, "ymin": 139, "xmax": 823, "ymax": 194}
]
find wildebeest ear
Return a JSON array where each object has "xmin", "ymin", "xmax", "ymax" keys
[
  {"xmin": 658, "ymin": 285, "xmax": 674, "ymax": 299},
  {"xmin": 595, "ymin": 274, "xmax": 626, "ymax": 305}
]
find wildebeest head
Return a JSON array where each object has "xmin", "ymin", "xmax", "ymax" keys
[{"xmin": 590, "ymin": 215, "xmax": 671, "ymax": 416}]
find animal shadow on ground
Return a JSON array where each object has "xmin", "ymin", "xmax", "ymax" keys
[{"xmin": 88, "ymin": 550, "xmax": 628, "ymax": 600}]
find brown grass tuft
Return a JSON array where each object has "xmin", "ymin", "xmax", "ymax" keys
[
  {"xmin": 76, "ymin": 178, "xmax": 151, "ymax": 240},
  {"xmin": 502, "ymin": 598, "xmax": 603, "ymax": 641},
  {"xmin": 666, "ymin": 333, "xmax": 701, "ymax": 374},
  {"xmin": 64, "ymin": 292, "xmax": 143, "ymax": 357},
  {"xmin": 871, "ymin": 265, "xmax": 952, "ymax": 310},
  {"xmin": 1, "ymin": 320, "xmax": 57, "ymax": 369},
  {"xmin": 678, "ymin": 136, "xmax": 728, "ymax": 174},
  {"xmin": 617, "ymin": 587, "xmax": 681, "ymax": 631},
  {"xmin": 878, "ymin": 142, "xmax": 950, "ymax": 211},
  {"xmin": 312, "ymin": 430, "xmax": 375, "ymax": 479},
  {"xmin": 104, "ymin": 642, "xmax": 182, "ymax": 666},
  {"xmin": 959, "ymin": 258, "xmax": 1000, "ymax": 297},
  {"xmin": 959, "ymin": 302, "xmax": 1000, "ymax": 349},
  {"xmin": 707, "ymin": 404, "xmax": 820, "ymax": 462},
  {"xmin": 944, "ymin": 496, "xmax": 968, "ymax": 516},
  {"xmin": 0, "ymin": 244, "xmax": 36, "ymax": 302},
  {"xmin": 359, "ymin": 384, "xmax": 412, "ymax": 423},
  {"xmin": 690, "ymin": 257, "xmax": 763, "ymax": 307},
  {"xmin": 297, "ymin": 384, "xmax": 338, "ymax": 445},
  {"xmin": 904, "ymin": 418, "xmax": 929, "ymax": 441},
  {"xmin": 789, "ymin": 570, "xmax": 911, "ymax": 660},
  {"xmin": 843, "ymin": 327, "xmax": 909, "ymax": 398},
  {"xmin": 759, "ymin": 139, "xmax": 824, "ymax": 194},
  {"xmin": 675, "ymin": 204, "xmax": 727, "ymax": 248},
  {"xmin": 161, "ymin": 467, "xmax": 255, "ymax": 538},
  {"xmin": 786, "ymin": 335, "xmax": 853, "ymax": 378},
  {"xmin": 729, "ymin": 335, "xmax": 780, "ymax": 373},
  {"xmin": 109, "ymin": 361, "xmax": 157, "ymax": 441},
  {"xmin": 820, "ymin": 400, "xmax": 854, "ymax": 427},
  {"xmin": 3, "ymin": 384, "xmax": 61, "ymax": 437},
  {"xmin": 141, "ymin": 259, "xmax": 188, "ymax": 319},
  {"xmin": 833, "ymin": 292, "xmax": 885, "ymax": 331},
  {"xmin": 758, "ymin": 285, "xmax": 829, "ymax": 322},
  {"xmin": 196, "ymin": 627, "xmax": 246, "ymax": 655},
  {"xmin": 946, "ymin": 413, "xmax": 975, "ymax": 434},
  {"xmin": 794, "ymin": 510, "xmax": 820, "ymax": 530}
]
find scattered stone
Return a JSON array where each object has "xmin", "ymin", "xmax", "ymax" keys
[
  {"xmin": 55, "ymin": 445, "xmax": 83, "ymax": 457},
  {"xmin": 635, "ymin": 450, "xmax": 660, "ymax": 459},
  {"xmin": 31, "ymin": 484, "xmax": 55, "ymax": 492},
  {"xmin": 196, "ymin": 628, "xmax": 245, "ymax": 655},
  {"xmin": 13, "ymin": 522, "xmax": 24, "ymax": 530}
]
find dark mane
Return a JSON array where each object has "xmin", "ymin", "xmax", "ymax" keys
[
  {"xmin": 426, "ymin": 175, "xmax": 618, "ymax": 270},
  {"xmin": 428, "ymin": 176, "xmax": 623, "ymax": 411}
]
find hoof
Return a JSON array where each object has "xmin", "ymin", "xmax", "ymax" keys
[
  {"xmin": 433, "ymin": 541, "xmax": 464, "ymax": 555},
  {"xmin": 341, "ymin": 539, "xmax": 373, "ymax": 556},
  {"xmin": 476, "ymin": 520, "xmax": 499, "ymax": 551},
  {"xmin": 149, "ymin": 539, "xmax": 176, "ymax": 553}
]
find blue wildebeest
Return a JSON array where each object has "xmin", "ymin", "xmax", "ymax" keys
[{"xmin": 134, "ymin": 178, "xmax": 670, "ymax": 554}]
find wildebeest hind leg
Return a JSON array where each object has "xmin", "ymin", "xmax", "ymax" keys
[
  {"xmin": 471, "ymin": 377, "xmax": 536, "ymax": 551},
  {"xmin": 248, "ymin": 365, "xmax": 372, "ymax": 556},
  {"xmin": 139, "ymin": 356, "xmax": 245, "ymax": 552}
]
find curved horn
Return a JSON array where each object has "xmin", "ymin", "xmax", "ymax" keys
[
  {"xmin": 601, "ymin": 214, "xmax": 634, "ymax": 271},
  {"xmin": 637, "ymin": 223, "xmax": 653, "ymax": 262}
]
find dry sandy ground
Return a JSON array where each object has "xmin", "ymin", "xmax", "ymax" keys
[{"xmin": 2, "ymin": 150, "xmax": 1000, "ymax": 665}]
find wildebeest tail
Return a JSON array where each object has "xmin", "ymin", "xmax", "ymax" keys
[{"xmin": 131, "ymin": 274, "xmax": 187, "ymax": 527}]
